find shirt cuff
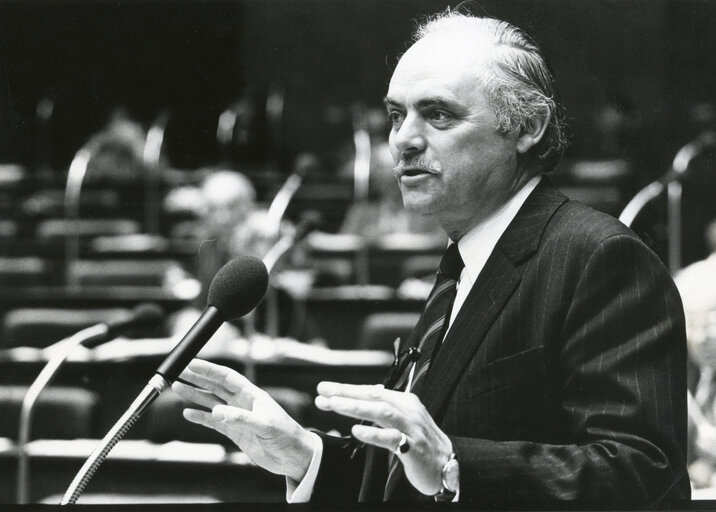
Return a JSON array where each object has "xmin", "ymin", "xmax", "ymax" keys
[{"xmin": 285, "ymin": 431, "xmax": 323, "ymax": 503}]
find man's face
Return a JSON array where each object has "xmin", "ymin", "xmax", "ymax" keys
[{"xmin": 385, "ymin": 33, "xmax": 528, "ymax": 239}]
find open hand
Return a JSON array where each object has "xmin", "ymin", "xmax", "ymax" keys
[
  {"xmin": 172, "ymin": 359, "xmax": 315, "ymax": 482},
  {"xmin": 315, "ymin": 381, "xmax": 452, "ymax": 496}
]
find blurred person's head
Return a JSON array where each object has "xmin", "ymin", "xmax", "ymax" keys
[
  {"xmin": 228, "ymin": 209, "xmax": 289, "ymax": 260},
  {"xmin": 85, "ymin": 109, "xmax": 147, "ymax": 184},
  {"xmin": 200, "ymin": 169, "xmax": 257, "ymax": 233}
]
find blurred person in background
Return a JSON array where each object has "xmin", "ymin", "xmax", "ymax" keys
[
  {"xmin": 165, "ymin": 168, "xmax": 294, "ymax": 337},
  {"xmin": 172, "ymin": 11, "xmax": 689, "ymax": 507},
  {"xmin": 84, "ymin": 109, "xmax": 147, "ymax": 185},
  {"xmin": 674, "ymin": 220, "xmax": 716, "ymax": 489}
]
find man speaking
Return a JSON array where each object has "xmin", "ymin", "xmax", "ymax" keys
[{"xmin": 172, "ymin": 11, "xmax": 690, "ymax": 507}]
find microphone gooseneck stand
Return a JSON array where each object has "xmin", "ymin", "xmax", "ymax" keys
[
  {"xmin": 142, "ymin": 112, "xmax": 168, "ymax": 235},
  {"xmin": 16, "ymin": 323, "xmax": 109, "ymax": 504},
  {"xmin": 60, "ymin": 374, "xmax": 169, "ymax": 505},
  {"xmin": 618, "ymin": 130, "xmax": 716, "ymax": 273},
  {"xmin": 351, "ymin": 107, "xmax": 372, "ymax": 285},
  {"xmin": 64, "ymin": 147, "xmax": 92, "ymax": 290},
  {"xmin": 59, "ymin": 256, "xmax": 268, "ymax": 505}
]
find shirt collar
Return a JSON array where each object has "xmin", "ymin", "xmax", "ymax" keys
[{"xmin": 454, "ymin": 175, "xmax": 542, "ymax": 285}]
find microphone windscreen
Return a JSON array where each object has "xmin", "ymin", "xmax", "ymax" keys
[{"xmin": 207, "ymin": 256, "xmax": 269, "ymax": 320}]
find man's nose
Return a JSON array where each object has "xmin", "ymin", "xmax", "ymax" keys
[{"xmin": 390, "ymin": 113, "xmax": 426, "ymax": 156}]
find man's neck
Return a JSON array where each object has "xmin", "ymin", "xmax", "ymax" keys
[{"xmin": 445, "ymin": 174, "xmax": 542, "ymax": 242}]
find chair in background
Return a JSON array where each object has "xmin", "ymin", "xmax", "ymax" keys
[
  {"xmin": 35, "ymin": 218, "xmax": 140, "ymax": 241},
  {"xmin": 357, "ymin": 311, "xmax": 420, "ymax": 352},
  {"xmin": 0, "ymin": 257, "xmax": 54, "ymax": 287},
  {"xmin": 66, "ymin": 259, "xmax": 186, "ymax": 288},
  {"xmin": 0, "ymin": 385, "xmax": 100, "ymax": 440},
  {"xmin": 0, "ymin": 307, "xmax": 130, "ymax": 349}
]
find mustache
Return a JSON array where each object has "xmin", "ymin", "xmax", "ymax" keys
[{"xmin": 392, "ymin": 157, "xmax": 442, "ymax": 175}]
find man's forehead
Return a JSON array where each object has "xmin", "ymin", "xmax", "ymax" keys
[{"xmin": 387, "ymin": 32, "xmax": 493, "ymax": 102}]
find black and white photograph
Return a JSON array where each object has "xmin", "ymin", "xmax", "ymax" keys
[{"xmin": 0, "ymin": 0, "xmax": 714, "ymax": 508}]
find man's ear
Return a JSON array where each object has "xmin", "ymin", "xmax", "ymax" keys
[{"xmin": 516, "ymin": 110, "xmax": 550, "ymax": 154}]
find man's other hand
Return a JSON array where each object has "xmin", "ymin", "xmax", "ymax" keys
[{"xmin": 315, "ymin": 381, "xmax": 453, "ymax": 496}]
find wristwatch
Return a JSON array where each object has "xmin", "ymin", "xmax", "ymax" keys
[{"xmin": 434, "ymin": 452, "xmax": 459, "ymax": 502}]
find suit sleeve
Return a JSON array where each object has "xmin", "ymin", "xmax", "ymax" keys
[
  {"xmin": 451, "ymin": 234, "xmax": 690, "ymax": 507},
  {"xmin": 309, "ymin": 432, "xmax": 366, "ymax": 502}
]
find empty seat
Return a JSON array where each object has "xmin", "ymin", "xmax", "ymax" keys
[
  {"xmin": 22, "ymin": 189, "xmax": 122, "ymax": 219},
  {"xmin": 0, "ymin": 257, "xmax": 53, "ymax": 287},
  {"xmin": 0, "ymin": 220, "xmax": 18, "ymax": 238},
  {"xmin": 357, "ymin": 312, "xmax": 420, "ymax": 352},
  {"xmin": 88, "ymin": 234, "xmax": 171, "ymax": 255},
  {"xmin": 0, "ymin": 307, "xmax": 130, "ymax": 348},
  {"xmin": 67, "ymin": 259, "xmax": 184, "ymax": 287},
  {"xmin": 35, "ymin": 218, "xmax": 139, "ymax": 240},
  {"xmin": 399, "ymin": 254, "xmax": 442, "ymax": 281},
  {"xmin": 0, "ymin": 385, "xmax": 100, "ymax": 440}
]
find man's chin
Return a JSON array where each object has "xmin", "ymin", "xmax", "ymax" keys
[{"xmin": 401, "ymin": 197, "xmax": 438, "ymax": 217}]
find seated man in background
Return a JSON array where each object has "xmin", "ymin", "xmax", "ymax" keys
[
  {"xmin": 166, "ymin": 168, "xmax": 297, "ymax": 337},
  {"xmin": 172, "ymin": 11, "xmax": 689, "ymax": 507}
]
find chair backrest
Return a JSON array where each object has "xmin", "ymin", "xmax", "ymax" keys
[
  {"xmin": 67, "ymin": 259, "xmax": 183, "ymax": 287},
  {"xmin": 0, "ymin": 257, "xmax": 53, "ymax": 287},
  {"xmin": 0, "ymin": 307, "xmax": 130, "ymax": 348},
  {"xmin": 357, "ymin": 311, "xmax": 420, "ymax": 352},
  {"xmin": 0, "ymin": 385, "xmax": 100, "ymax": 440},
  {"xmin": 35, "ymin": 218, "xmax": 140, "ymax": 240}
]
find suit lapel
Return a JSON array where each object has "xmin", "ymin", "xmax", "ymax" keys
[{"xmin": 418, "ymin": 179, "xmax": 568, "ymax": 419}]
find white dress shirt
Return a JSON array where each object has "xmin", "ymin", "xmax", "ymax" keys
[{"xmin": 286, "ymin": 175, "xmax": 543, "ymax": 502}]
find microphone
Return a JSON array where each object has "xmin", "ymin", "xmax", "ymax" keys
[
  {"xmin": 64, "ymin": 145, "xmax": 94, "ymax": 288},
  {"xmin": 259, "ymin": 211, "xmax": 322, "ymax": 338},
  {"xmin": 142, "ymin": 111, "xmax": 169, "ymax": 235},
  {"xmin": 618, "ymin": 130, "xmax": 716, "ymax": 273},
  {"xmin": 85, "ymin": 302, "xmax": 164, "ymax": 349},
  {"xmin": 265, "ymin": 152, "xmax": 318, "ymax": 239},
  {"xmin": 156, "ymin": 255, "xmax": 269, "ymax": 382},
  {"xmin": 619, "ymin": 130, "xmax": 716, "ymax": 227},
  {"xmin": 61, "ymin": 256, "xmax": 268, "ymax": 505},
  {"xmin": 16, "ymin": 303, "xmax": 164, "ymax": 504},
  {"xmin": 262, "ymin": 210, "xmax": 322, "ymax": 274}
]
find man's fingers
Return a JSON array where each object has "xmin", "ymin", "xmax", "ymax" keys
[
  {"xmin": 317, "ymin": 381, "xmax": 417, "ymax": 409},
  {"xmin": 351, "ymin": 424, "xmax": 406, "ymax": 454},
  {"xmin": 183, "ymin": 404, "xmax": 267, "ymax": 437},
  {"xmin": 315, "ymin": 395, "xmax": 407, "ymax": 430},
  {"xmin": 187, "ymin": 359, "xmax": 256, "ymax": 393},
  {"xmin": 182, "ymin": 408, "xmax": 227, "ymax": 436},
  {"xmin": 179, "ymin": 359, "xmax": 259, "ymax": 404},
  {"xmin": 172, "ymin": 381, "xmax": 224, "ymax": 410},
  {"xmin": 317, "ymin": 382, "xmax": 387, "ymax": 400}
]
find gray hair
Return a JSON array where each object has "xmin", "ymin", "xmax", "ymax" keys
[{"xmin": 414, "ymin": 12, "xmax": 567, "ymax": 173}]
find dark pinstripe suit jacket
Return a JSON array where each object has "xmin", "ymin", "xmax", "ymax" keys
[{"xmin": 313, "ymin": 179, "xmax": 690, "ymax": 507}]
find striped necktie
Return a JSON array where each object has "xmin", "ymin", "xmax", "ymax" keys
[{"xmin": 383, "ymin": 242, "xmax": 464, "ymax": 499}]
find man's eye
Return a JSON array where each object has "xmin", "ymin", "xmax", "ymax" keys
[
  {"xmin": 428, "ymin": 110, "xmax": 453, "ymax": 124},
  {"xmin": 387, "ymin": 111, "xmax": 404, "ymax": 127}
]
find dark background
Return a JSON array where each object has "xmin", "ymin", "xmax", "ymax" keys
[{"xmin": 0, "ymin": 0, "xmax": 714, "ymax": 178}]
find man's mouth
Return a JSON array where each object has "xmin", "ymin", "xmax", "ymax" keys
[
  {"xmin": 395, "ymin": 167, "xmax": 434, "ymax": 178},
  {"xmin": 402, "ymin": 168, "xmax": 427, "ymax": 177}
]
